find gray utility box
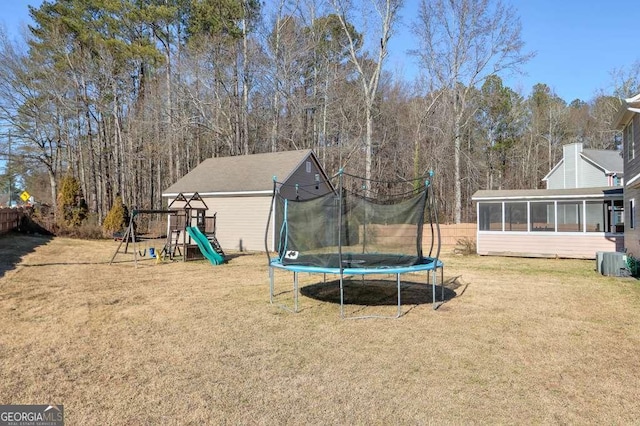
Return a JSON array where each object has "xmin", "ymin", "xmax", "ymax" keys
[{"xmin": 596, "ymin": 251, "xmax": 628, "ymax": 276}]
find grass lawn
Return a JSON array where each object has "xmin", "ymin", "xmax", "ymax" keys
[{"xmin": 1, "ymin": 234, "xmax": 639, "ymax": 424}]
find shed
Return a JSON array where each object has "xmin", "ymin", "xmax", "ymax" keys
[{"xmin": 162, "ymin": 150, "xmax": 332, "ymax": 252}]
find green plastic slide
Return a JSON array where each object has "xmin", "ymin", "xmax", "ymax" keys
[{"xmin": 185, "ymin": 226, "xmax": 225, "ymax": 265}]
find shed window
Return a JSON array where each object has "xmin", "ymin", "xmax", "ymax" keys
[
  {"xmin": 557, "ymin": 201, "xmax": 582, "ymax": 232},
  {"xmin": 505, "ymin": 202, "xmax": 527, "ymax": 231},
  {"xmin": 530, "ymin": 202, "xmax": 555, "ymax": 232},
  {"xmin": 478, "ymin": 202, "xmax": 502, "ymax": 231},
  {"xmin": 630, "ymin": 199, "xmax": 636, "ymax": 230},
  {"xmin": 306, "ymin": 161, "xmax": 311, "ymax": 173},
  {"xmin": 585, "ymin": 201, "xmax": 604, "ymax": 232}
]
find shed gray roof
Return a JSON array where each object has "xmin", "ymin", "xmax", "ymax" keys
[
  {"xmin": 163, "ymin": 150, "xmax": 319, "ymax": 195},
  {"xmin": 581, "ymin": 149, "xmax": 623, "ymax": 174},
  {"xmin": 472, "ymin": 186, "xmax": 623, "ymax": 201}
]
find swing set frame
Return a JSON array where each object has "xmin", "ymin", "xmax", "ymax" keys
[{"xmin": 109, "ymin": 209, "xmax": 179, "ymax": 267}]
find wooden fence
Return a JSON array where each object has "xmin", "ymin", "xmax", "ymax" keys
[
  {"xmin": 358, "ymin": 222, "xmax": 476, "ymax": 251},
  {"xmin": 0, "ymin": 208, "xmax": 25, "ymax": 234},
  {"xmin": 438, "ymin": 223, "xmax": 476, "ymax": 247}
]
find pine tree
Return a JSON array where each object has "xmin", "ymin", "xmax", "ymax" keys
[
  {"xmin": 56, "ymin": 174, "xmax": 88, "ymax": 229},
  {"xmin": 103, "ymin": 196, "xmax": 129, "ymax": 235}
]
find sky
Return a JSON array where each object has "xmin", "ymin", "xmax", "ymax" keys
[
  {"xmin": 1, "ymin": 0, "xmax": 639, "ymax": 103},
  {"xmin": 388, "ymin": 0, "xmax": 639, "ymax": 102}
]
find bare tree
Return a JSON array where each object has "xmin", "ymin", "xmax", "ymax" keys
[
  {"xmin": 589, "ymin": 94, "xmax": 623, "ymax": 150},
  {"xmin": 331, "ymin": 0, "xmax": 402, "ymax": 186},
  {"xmin": 411, "ymin": 0, "xmax": 532, "ymax": 222},
  {"xmin": 0, "ymin": 28, "xmax": 66, "ymax": 216},
  {"xmin": 610, "ymin": 60, "xmax": 640, "ymax": 99}
]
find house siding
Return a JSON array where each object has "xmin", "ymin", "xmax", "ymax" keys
[
  {"xmin": 564, "ymin": 143, "xmax": 578, "ymax": 188},
  {"xmin": 203, "ymin": 195, "xmax": 274, "ymax": 252},
  {"xmin": 546, "ymin": 143, "xmax": 621, "ymax": 189},
  {"xmin": 581, "ymin": 159, "xmax": 609, "ymax": 187},
  {"xmin": 476, "ymin": 233, "xmax": 623, "ymax": 259},
  {"xmin": 625, "ymin": 114, "xmax": 640, "ymax": 255},
  {"xmin": 625, "ymin": 188, "xmax": 640, "ymax": 255},
  {"xmin": 625, "ymin": 116, "xmax": 640, "ymax": 185},
  {"xmin": 546, "ymin": 166, "xmax": 564, "ymax": 189}
]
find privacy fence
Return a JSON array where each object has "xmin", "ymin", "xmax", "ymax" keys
[
  {"xmin": 364, "ymin": 223, "xmax": 476, "ymax": 251},
  {"xmin": 438, "ymin": 223, "xmax": 476, "ymax": 247},
  {"xmin": 0, "ymin": 208, "xmax": 26, "ymax": 234}
]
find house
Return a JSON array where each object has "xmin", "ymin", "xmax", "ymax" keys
[
  {"xmin": 542, "ymin": 142, "xmax": 623, "ymax": 189},
  {"xmin": 473, "ymin": 187, "xmax": 623, "ymax": 258},
  {"xmin": 472, "ymin": 143, "xmax": 624, "ymax": 259},
  {"xmin": 614, "ymin": 93, "xmax": 640, "ymax": 255},
  {"xmin": 162, "ymin": 150, "xmax": 333, "ymax": 252}
]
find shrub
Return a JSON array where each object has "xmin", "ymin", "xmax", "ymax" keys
[
  {"xmin": 27, "ymin": 204, "xmax": 56, "ymax": 234},
  {"xmin": 103, "ymin": 196, "xmax": 129, "ymax": 236},
  {"xmin": 453, "ymin": 237, "xmax": 477, "ymax": 255},
  {"xmin": 56, "ymin": 174, "xmax": 88, "ymax": 229},
  {"xmin": 67, "ymin": 214, "xmax": 104, "ymax": 239}
]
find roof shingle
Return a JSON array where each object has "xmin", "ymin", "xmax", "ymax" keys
[
  {"xmin": 581, "ymin": 149, "xmax": 623, "ymax": 174},
  {"xmin": 163, "ymin": 150, "xmax": 316, "ymax": 195}
]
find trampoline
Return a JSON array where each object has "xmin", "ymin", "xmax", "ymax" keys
[{"xmin": 266, "ymin": 170, "xmax": 445, "ymax": 319}]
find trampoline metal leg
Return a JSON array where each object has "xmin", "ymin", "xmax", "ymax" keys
[
  {"xmin": 269, "ymin": 267, "xmax": 274, "ymax": 304},
  {"xmin": 440, "ymin": 265, "xmax": 445, "ymax": 302},
  {"xmin": 340, "ymin": 273, "xmax": 344, "ymax": 319},
  {"xmin": 396, "ymin": 273, "xmax": 401, "ymax": 318},
  {"xmin": 294, "ymin": 271, "xmax": 299, "ymax": 313},
  {"xmin": 432, "ymin": 268, "xmax": 436, "ymax": 310}
]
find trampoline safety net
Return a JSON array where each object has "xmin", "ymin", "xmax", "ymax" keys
[{"xmin": 273, "ymin": 174, "xmax": 431, "ymax": 269}]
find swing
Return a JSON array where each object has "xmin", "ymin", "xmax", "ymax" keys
[{"xmin": 138, "ymin": 238, "xmax": 147, "ymax": 257}]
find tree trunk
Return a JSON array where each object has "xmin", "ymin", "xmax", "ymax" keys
[
  {"xmin": 365, "ymin": 105, "xmax": 373, "ymax": 185},
  {"xmin": 454, "ymin": 111, "xmax": 462, "ymax": 224},
  {"xmin": 241, "ymin": 5, "xmax": 250, "ymax": 155}
]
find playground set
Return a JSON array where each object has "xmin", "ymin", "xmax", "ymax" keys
[{"xmin": 109, "ymin": 192, "xmax": 225, "ymax": 267}]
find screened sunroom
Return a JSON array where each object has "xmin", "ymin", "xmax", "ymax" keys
[{"xmin": 472, "ymin": 187, "xmax": 624, "ymax": 259}]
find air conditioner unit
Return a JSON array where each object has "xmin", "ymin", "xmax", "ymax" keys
[{"xmin": 598, "ymin": 251, "xmax": 628, "ymax": 277}]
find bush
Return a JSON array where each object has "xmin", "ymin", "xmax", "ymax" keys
[
  {"xmin": 103, "ymin": 196, "xmax": 129, "ymax": 236},
  {"xmin": 27, "ymin": 204, "xmax": 56, "ymax": 234},
  {"xmin": 18, "ymin": 208, "xmax": 54, "ymax": 236},
  {"xmin": 65, "ymin": 214, "xmax": 104, "ymax": 239},
  {"xmin": 453, "ymin": 237, "xmax": 477, "ymax": 255},
  {"xmin": 56, "ymin": 174, "xmax": 88, "ymax": 229}
]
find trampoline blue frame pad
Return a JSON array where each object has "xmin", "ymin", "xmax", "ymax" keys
[{"xmin": 270, "ymin": 257, "xmax": 443, "ymax": 275}]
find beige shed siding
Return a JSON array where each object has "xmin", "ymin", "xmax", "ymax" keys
[
  {"xmin": 203, "ymin": 195, "xmax": 274, "ymax": 252},
  {"xmin": 477, "ymin": 232, "xmax": 623, "ymax": 259}
]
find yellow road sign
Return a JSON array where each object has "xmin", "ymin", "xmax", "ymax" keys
[{"xmin": 20, "ymin": 191, "xmax": 30, "ymax": 202}]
